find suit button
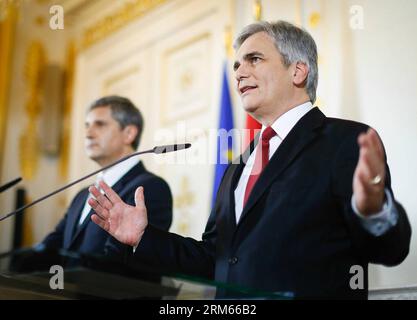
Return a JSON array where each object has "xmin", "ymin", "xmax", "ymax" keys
[{"xmin": 229, "ymin": 257, "xmax": 238, "ymax": 265}]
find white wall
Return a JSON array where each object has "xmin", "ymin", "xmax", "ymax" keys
[{"xmin": 344, "ymin": 0, "xmax": 417, "ymax": 288}]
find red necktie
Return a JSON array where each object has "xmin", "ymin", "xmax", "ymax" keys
[{"xmin": 243, "ymin": 126, "xmax": 276, "ymax": 207}]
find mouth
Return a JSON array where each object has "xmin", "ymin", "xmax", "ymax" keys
[
  {"xmin": 86, "ymin": 142, "xmax": 98, "ymax": 149},
  {"xmin": 239, "ymin": 85, "xmax": 257, "ymax": 95}
]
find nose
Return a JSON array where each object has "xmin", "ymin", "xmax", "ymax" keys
[
  {"xmin": 235, "ymin": 62, "xmax": 249, "ymax": 83},
  {"xmin": 85, "ymin": 125, "xmax": 94, "ymax": 139}
]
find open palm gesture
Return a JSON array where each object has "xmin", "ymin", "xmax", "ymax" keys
[
  {"xmin": 89, "ymin": 181, "xmax": 148, "ymax": 247},
  {"xmin": 353, "ymin": 128, "xmax": 386, "ymax": 216}
]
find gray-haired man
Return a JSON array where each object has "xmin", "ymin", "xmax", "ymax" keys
[{"xmin": 89, "ymin": 23, "xmax": 411, "ymax": 299}]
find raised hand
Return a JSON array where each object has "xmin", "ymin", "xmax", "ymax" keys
[
  {"xmin": 353, "ymin": 128, "xmax": 386, "ymax": 216},
  {"xmin": 88, "ymin": 181, "xmax": 148, "ymax": 247}
]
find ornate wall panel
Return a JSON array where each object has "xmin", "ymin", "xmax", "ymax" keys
[{"xmin": 70, "ymin": 0, "xmax": 233, "ymax": 239}]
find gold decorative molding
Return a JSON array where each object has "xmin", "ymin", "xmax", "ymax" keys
[
  {"xmin": 0, "ymin": 1, "xmax": 17, "ymax": 22},
  {"xmin": 175, "ymin": 176, "xmax": 195, "ymax": 208},
  {"xmin": 309, "ymin": 12, "xmax": 321, "ymax": 28},
  {"xmin": 224, "ymin": 25, "xmax": 233, "ymax": 58},
  {"xmin": 174, "ymin": 176, "xmax": 195, "ymax": 235},
  {"xmin": 0, "ymin": 2, "xmax": 17, "ymax": 180},
  {"xmin": 22, "ymin": 194, "xmax": 35, "ymax": 247},
  {"xmin": 102, "ymin": 65, "xmax": 141, "ymax": 94},
  {"xmin": 160, "ymin": 32, "xmax": 211, "ymax": 125},
  {"xmin": 20, "ymin": 41, "xmax": 45, "ymax": 180},
  {"xmin": 163, "ymin": 32, "xmax": 210, "ymax": 58},
  {"xmin": 82, "ymin": 0, "xmax": 167, "ymax": 50},
  {"xmin": 19, "ymin": 122, "xmax": 41, "ymax": 180},
  {"xmin": 253, "ymin": 0, "xmax": 262, "ymax": 21},
  {"xmin": 179, "ymin": 69, "xmax": 194, "ymax": 92},
  {"xmin": 34, "ymin": 15, "xmax": 46, "ymax": 26},
  {"xmin": 59, "ymin": 41, "xmax": 76, "ymax": 180}
]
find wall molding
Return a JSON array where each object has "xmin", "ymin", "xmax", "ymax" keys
[{"xmin": 81, "ymin": 0, "xmax": 168, "ymax": 50}]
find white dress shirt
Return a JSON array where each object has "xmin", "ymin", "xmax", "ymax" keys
[
  {"xmin": 234, "ymin": 102, "xmax": 314, "ymax": 222},
  {"xmin": 233, "ymin": 102, "xmax": 397, "ymax": 236},
  {"xmin": 78, "ymin": 156, "xmax": 140, "ymax": 225}
]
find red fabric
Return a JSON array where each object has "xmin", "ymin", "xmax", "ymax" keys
[
  {"xmin": 243, "ymin": 126, "xmax": 276, "ymax": 207},
  {"xmin": 244, "ymin": 115, "xmax": 262, "ymax": 149}
]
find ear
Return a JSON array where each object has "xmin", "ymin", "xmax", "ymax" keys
[
  {"xmin": 293, "ymin": 62, "xmax": 309, "ymax": 87},
  {"xmin": 123, "ymin": 125, "xmax": 139, "ymax": 146}
]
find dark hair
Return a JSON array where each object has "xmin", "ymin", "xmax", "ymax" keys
[{"xmin": 88, "ymin": 95, "xmax": 143, "ymax": 149}]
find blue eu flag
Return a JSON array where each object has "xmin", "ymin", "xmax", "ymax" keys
[{"xmin": 212, "ymin": 62, "xmax": 234, "ymax": 207}]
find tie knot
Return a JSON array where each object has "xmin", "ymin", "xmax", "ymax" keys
[{"xmin": 261, "ymin": 126, "xmax": 276, "ymax": 143}]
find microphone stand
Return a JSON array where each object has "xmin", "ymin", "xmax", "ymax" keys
[
  {"xmin": 0, "ymin": 144, "xmax": 190, "ymax": 222},
  {"xmin": 0, "ymin": 177, "xmax": 22, "ymax": 193}
]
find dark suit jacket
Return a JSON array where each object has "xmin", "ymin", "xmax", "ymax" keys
[
  {"xmin": 115, "ymin": 108, "xmax": 411, "ymax": 299},
  {"xmin": 41, "ymin": 161, "xmax": 172, "ymax": 256}
]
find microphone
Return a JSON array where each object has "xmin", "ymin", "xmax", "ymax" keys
[
  {"xmin": 153, "ymin": 143, "xmax": 191, "ymax": 154},
  {"xmin": 0, "ymin": 143, "xmax": 191, "ymax": 222},
  {"xmin": 0, "ymin": 177, "xmax": 22, "ymax": 193}
]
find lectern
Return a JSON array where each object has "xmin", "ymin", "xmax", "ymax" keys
[{"xmin": 0, "ymin": 248, "xmax": 291, "ymax": 300}]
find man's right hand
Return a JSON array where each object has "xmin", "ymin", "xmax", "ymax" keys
[{"xmin": 88, "ymin": 181, "xmax": 148, "ymax": 247}]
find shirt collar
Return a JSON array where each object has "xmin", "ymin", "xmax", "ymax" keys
[
  {"xmin": 261, "ymin": 101, "xmax": 314, "ymax": 140},
  {"xmin": 97, "ymin": 155, "xmax": 140, "ymax": 187}
]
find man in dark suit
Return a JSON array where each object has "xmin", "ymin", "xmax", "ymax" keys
[
  {"xmin": 39, "ymin": 95, "xmax": 172, "ymax": 256},
  {"xmin": 88, "ymin": 22, "xmax": 411, "ymax": 299}
]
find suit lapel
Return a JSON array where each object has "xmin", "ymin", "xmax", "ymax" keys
[
  {"xmin": 226, "ymin": 163, "xmax": 244, "ymax": 230},
  {"xmin": 225, "ymin": 137, "xmax": 257, "ymax": 229},
  {"xmin": 64, "ymin": 190, "xmax": 89, "ymax": 248},
  {"xmin": 237, "ymin": 107, "xmax": 325, "ymax": 225},
  {"xmin": 68, "ymin": 161, "xmax": 146, "ymax": 248}
]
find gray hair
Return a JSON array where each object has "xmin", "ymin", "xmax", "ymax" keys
[
  {"xmin": 234, "ymin": 20, "xmax": 318, "ymax": 103},
  {"xmin": 88, "ymin": 95, "xmax": 144, "ymax": 150}
]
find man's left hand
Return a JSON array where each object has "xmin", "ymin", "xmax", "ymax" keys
[{"xmin": 353, "ymin": 128, "xmax": 386, "ymax": 216}]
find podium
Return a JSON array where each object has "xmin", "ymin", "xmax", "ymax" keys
[{"xmin": 0, "ymin": 248, "xmax": 291, "ymax": 300}]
